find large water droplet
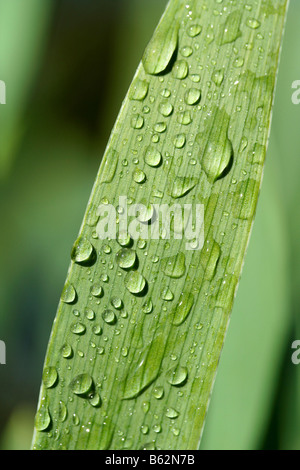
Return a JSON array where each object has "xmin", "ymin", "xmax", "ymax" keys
[
  {"xmin": 133, "ymin": 168, "xmax": 146, "ymax": 184},
  {"xmin": 70, "ymin": 373, "xmax": 93, "ymax": 396},
  {"xmin": 124, "ymin": 271, "xmax": 147, "ymax": 294},
  {"xmin": 165, "ymin": 407, "xmax": 179, "ymax": 419},
  {"xmin": 70, "ymin": 322, "xmax": 86, "ymax": 335},
  {"xmin": 159, "ymin": 101, "xmax": 173, "ymax": 117},
  {"xmin": 71, "ymin": 237, "xmax": 95, "ymax": 265},
  {"xmin": 172, "ymin": 292, "xmax": 194, "ymax": 326},
  {"xmin": 161, "ymin": 252, "xmax": 186, "ymax": 279},
  {"xmin": 131, "ymin": 114, "xmax": 144, "ymax": 129},
  {"xmin": 173, "ymin": 133, "xmax": 186, "ymax": 149}
]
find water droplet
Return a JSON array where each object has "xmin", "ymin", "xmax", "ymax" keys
[
  {"xmin": 91, "ymin": 284, "xmax": 103, "ymax": 298},
  {"xmin": 102, "ymin": 309, "xmax": 117, "ymax": 325},
  {"xmin": 124, "ymin": 271, "xmax": 146, "ymax": 294},
  {"xmin": 61, "ymin": 282, "xmax": 76, "ymax": 304},
  {"xmin": 131, "ymin": 114, "xmax": 144, "ymax": 129},
  {"xmin": 170, "ymin": 176, "xmax": 198, "ymax": 198},
  {"xmin": 58, "ymin": 400, "xmax": 67, "ymax": 422},
  {"xmin": 144, "ymin": 145, "xmax": 162, "ymax": 167},
  {"xmin": 187, "ymin": 24, "xmax": 202, "ymax": 37},
  {"xmin": 161, "ymin": 287, "xmax": 174, "ymax": 301},
  {"xmin": 123, "ymin": 333, "xmax": 164, "ymax": 399},
  {"xmin": 133, "ymin": 168, "xmax": 146, "ymax": 184},
  {"xmin": 153, "ymin": 386, "xmax": 164, "ymax": 399},
  {"xmin": 166, "ymin": 407, "xmax": 179, "ymax": 419},
  {"xmin": 142, "ymin": 298, "xmax": 153, "ymax": 314},
  {"xmin": 42, "ymin": 367, "xmax": 58, "ymax": 389},
  {"xmin": 172, "ymin": 292, "xmax": 194, "ymax": 326},
  {"xmin": 246, "ymin": 18, "xmax": 261, "ymax": 29},
  {"xmin": 111, "ymin": 297, "xmax": 123, "ymax": 310},
  {"xmin": 167, "ymin": 365, "xmax": 188, "ymax": 386},
  {"xmin": 161, "ymin": 88, "xmax": 171, "ymax": 98},
  {"xmin": 158, "ymin": 101, "xmax": 173, "ymax": 117},
  {"xmin": 161, "ymin": 252, "xmax": 186, "ymax": 279},
  {"xmin": 117, "ymin": 231, "xmax": 131, "ymax": 247},
  {"xmin": 70, "ymin": 373, "xmax": 93, "ymax": 396},
  {"xmin": 184, "ymin": 88, "xmax": 201, "ymax": 105},
  {"xmin": 129, "ymin": 79, "xmax": 149, "ymax": 101},
  {"xmin": 101, "ymin": 149, "xmax": 119, "ymax": 183},
  {"xmin": 116, "ymin": 248, "xmax": 137, "ymax": 269},
  {"xmin": 177, "ymin": 110, "xmax": 192, "ymax": 125},
  {"xmin": 181, "ymin": 45, "xmax": 193, "ymax": 57},
  {"xmin": 35, "ymin": 397, "xmax": 51, "ymax": 432},
  {"xmin": 71, "ymin": 237, "xmax": 94, "ymax": 264},
  {"xmin": 174, "ymin": 133, "xmax": 186, "ymax": 149},
  {"xmin": 172, "ymin": 60, "xmax": 189, "ymax": 80},
  {"xmin": 70, "ymin": 322, "xmax": 86, "ymax": 335},
  {"xmin": 142, "ymin": 4, "xmax": 179, "ymax": 75},
  {"xmin": 201, "ymin": 239, "xmax": 221, "ymax": 280},
  {"xmin": 89, "ymin": 392, "xmax": 101, "ymax": 408},
  {"xmin": 141, "ymin": 425, "xmax": 149, "ymax": 435},
  {"xmin": 61, "ymin": 343, "xmax": 73, "ymax": 358},
  {"xmin": 154, "ymin": 122, "xmax": 167, "ymax": 133},
  {"xmin": 153, "ymin": 424, "xmax": 162, "ymax": 433},
  {"xmin": 212, "ymin": 69, "xmax": 224, "ymax": 86},
  {"xmin": 85, "ymin": 308, "xmax": 95, "ymax": 321},
  {"xmin": 221, "ymin": 10, "xmax": 242, "ymax": 45},
  {"xmin": 233, "ymin": 179, "xmax": 260, "ymax": 219},
  {"xmin": 140, "ymin": 442, "xmax": 156, "ymax": 450},
  {"xmin": 199, "ymin": 108, "xmax": 233, "ymax": 183},
  {"xmin": 142, "ymin": 401, "xmax": 150, "ymax": 414}
]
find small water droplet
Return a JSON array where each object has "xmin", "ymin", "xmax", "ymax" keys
[
  {"xmin": 167, "ymin": 365, "xmax": 188, "ymax": 386},
  {"xmin": 89, "ymin": 392, "xmax": 101, "ymax": 408},
  {"xmin": 70, "ymin": 322, "xmax": 86, "ymax": 335},
  {"xmin": 161, "ymin": 252, "xmax": 186, "ymax": 279},
  {"xmin": 131, "ymin": 114, "xmax": 144, "ymax": 129},
  {"xmin": 91, "ymin": 284, "xmax": 103, "ymax": 298},
  {"xmin": 153, "ymin": 386, "xmax": 164, "ymax": 399},
  {"xmin": 144, "ymin": 145, "xmax": 162, "ymax": 167},
  {"xmin": 61, "ymin": 282, "xmax": 76, "ymax": 304},
  {"xmin": 142, "ymin": 298, "xmax": 153, "ymax": 314},
  {"xmin": 70, "ymin": 373, "xmax": 93, "ymax": 396},
  {"xmin": 246, "ymin": 17, "xmax": 261, "ymax": 29},
  {"xmin": 71, "ymin": 237, "xmax": 94, "ymax": 264},
  {"xmin": 42, "ymin": 367, "xmax": 58, "ymax": 389},
  {"xmin": 129, "ymin": 79, "xmax": 149, "ymax": 101},
  {"xmin": 158, "ymin": 101, "xmax": 173, "ymax": 117},
  {"xmin": 61, "ymin": 343, "xmax": 73, "ymax": 358},
  {"xmin": 165, "ymin": 407, "xmax": 179, "ymax": 419},
  {"xmin": 177, "ymin": 110, "xmax": 192, "ymax": 125},
  {"xmin": 101, "ymin": 149, "xmax": 119, "ymax": 183},
  {"xmin": 35, "ymin": 397, "xmax": 51, "ymax": 432},
  {"xmin": 117, "ymin": 231, "xmax": 131, "ymax": 247},
  {"xmin": 124, "ymin": 271, "xmax": 146, "ymax": 294},
  {"xmin": 102, "ymin": 309, "xmax": 117, "ymax": 325},
  {"xmin": 187, "ymin": 23, "xmax": 202, "ymax": 37},
  {"xmin": 201, "ymin": 239, "xmax": 221, "ymax": 280},
  {"xmin": 181, "ymin": 45, "xmax": 193, "ymax": 57},
  {"xmin": 184, "ymin": 88, "xmax": 201, "ymax": 105},
  {"xmin": 173, "ymin": 133, "xmax": 186, "ymax": 149},
  {"xmin": 212, "ymin": 69, "xmax": 224, "ymax": 86},
  {"xmin": 161, "ymin": 287, "xmax": 174, "ymax": 301},
  {"xmin": 172, "ymin": 292, "xmax": 194, "ymax": 326},
  {"xmin": 58, "ymin": 401, "xmax": 68, "ymax": 422},
  {"xmin": 172, "ymin": 60, "xmax": 189, "ymax": 80},
  {"xmin": 170, "ymin": 176, "xmax": 198, "ymax": 199},
  {"xmin": 116, "ymin": 248, "xmax": 137, "ymax": 269},
  {"xmin": 133, "ymin": 168, "xmax": 146, "ymax": 184}
]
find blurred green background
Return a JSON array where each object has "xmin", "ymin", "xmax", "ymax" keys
[{"xmin": 0, "ymin": 0, "xmax": 299, "ymax": 450}]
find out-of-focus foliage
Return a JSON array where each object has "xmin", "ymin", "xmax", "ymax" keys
[{"xmin": 0, "ymin": 0, "xmax": 299, "ymax": 450}]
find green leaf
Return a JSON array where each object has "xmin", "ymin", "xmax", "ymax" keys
[{"xmin": 32, "ymin": 0, "xmax": 289, "ymax": 450}]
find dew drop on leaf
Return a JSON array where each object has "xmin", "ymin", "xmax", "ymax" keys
[
  {"xmin": 166, "ymin": 365, "xmax": 188, "ymax": 386},
  {"xmin": 42, "ymin": 366, "xmax": 58, "ymax": 389},
  {"xmin": 70, "ymin": 373, "xmax": 93, "ymax": 396},
  {"xmin": 71, "ymin": 237, "xmax": 94, "ymax": 264}
]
